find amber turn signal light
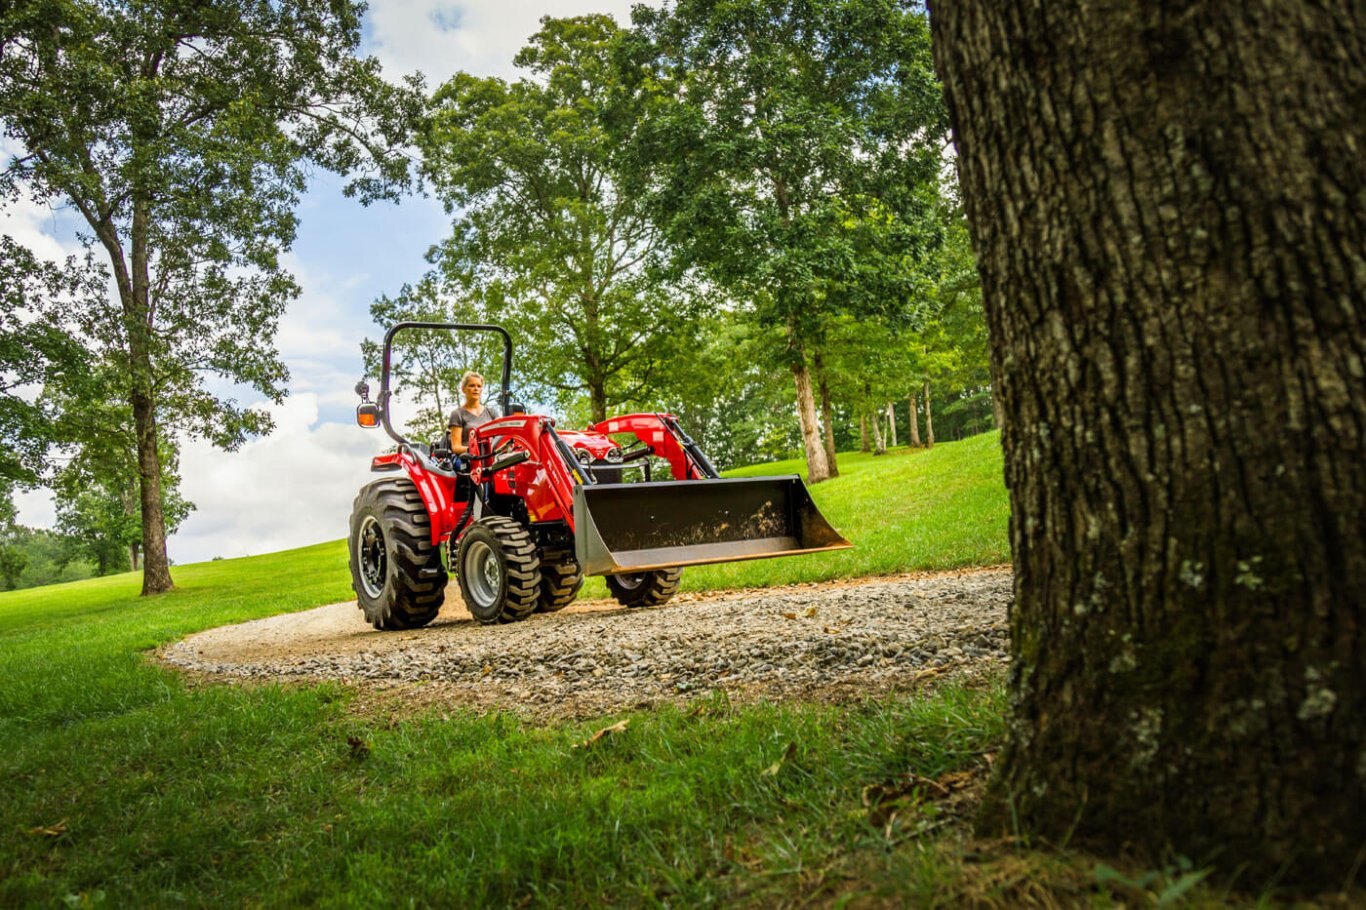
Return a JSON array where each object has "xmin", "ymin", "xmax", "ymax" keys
[{"xmin": 356, "ymin": 403, "xmax": 380, "ymax": 428}]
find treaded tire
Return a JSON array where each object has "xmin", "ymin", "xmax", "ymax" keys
[
  {"xmin": 606, "ymin": 568, "xmax": 682, "ymax": 608},
  {"xmin": 348, "ymin": 477, "xmax": 446, "ymax": 631},
  {"xmin": 537, "ymin": 560, "xmax": 583, "ymax": 613},
  {"xmin": 456, "ymin": 516, "xmax": 541, "ymax": 624}
]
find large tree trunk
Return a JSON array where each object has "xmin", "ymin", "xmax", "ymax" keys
[
  {"xmin": 885, "ymin": 402, "xmax": 897, "ymax": 447},
  {"xmin": 869, "ymin": 404, "xmax": 886, "ymax": 456},
  {"xmin": 131, "ymin": 393, "xmax": 171, "ymax": 593},
  {"xmin": 921, "ymin": 381, "xmax": 934, "ymax": 448},
  {"xmin": 932, "ymin": 0, "xmax": 1366, "ymax": 884},
  {"xmin": 859, "ymin": 413, "xmax": 869, "ymax": 452},
  {"xmin": 790, "ymin": 355, "xmax": 832, "ymax": 483},
  {"xmin": 129, "ymin": 196, "xmax": 173, "ymax": 595},
  {"xmin": 588, "ymin": 380, "xmax": 607, "ymax": 424},
  {"xmin": 907, "ymin": 393, "xmax": 922, "ymax": 447},
  {"xmin": 814, "ymin": 352, "xmax": 839, "ymax": 478}
]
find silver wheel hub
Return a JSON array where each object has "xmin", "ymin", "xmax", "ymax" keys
[
  {"xmin": 616, "ymin": 572, "xmax": 646, "ymax": 591},
  {"xmin": 463, "ymin": 540, "xmax": 501, "ymax": 608}
]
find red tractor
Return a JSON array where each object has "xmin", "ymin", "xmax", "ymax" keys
[{"xmin": 347, "ymin": 322, "xmax": 850, "ymax": 629}]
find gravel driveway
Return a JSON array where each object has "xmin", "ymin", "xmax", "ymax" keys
[{"xmin": 159, "ymin": 567, "xmax": 1011, "ymax": 719}]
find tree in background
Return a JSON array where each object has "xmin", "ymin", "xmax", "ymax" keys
[
  {"xmin": 902, "ymin": 215, "xmax": 991, "ymax": 445},
  {"xmin": 0, "ymin": 493, "xmax": 25, "ymax": 590},
  {"xmin": 417, "ymin": 16, "xmax": 700, "ymax": 424},
  {"xmin": 0, "ymin": 237, "xmax": 100, "ymax": 509},
  {"xmin": 645, "ymin": 310, "xmax": 802, "ymax": 470},
  {"xmin": 47, "ymin": 383, "xmax": 194, "ymax": 575},
  {"xmin": 810, "ymin": 209, "xmax": 992, "ymax": 456},
  {"xmin": 0, "ymin": 524, "xmax": 95, "ymax": 590},
  {"xmin": 0, "ymin": 0, "xmax": 418, "ymax": 594},
  {"xmin": 934, "ymin": 0, "xmax": 1365, "ymax": 882},
  {"xmin": 619, "ymin": 0, "xmax": 948, "ymax": 483}
]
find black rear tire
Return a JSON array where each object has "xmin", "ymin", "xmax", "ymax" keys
[
  {"xmin": 606, "ymin": 568, "xmax": 682, "ymax": 608},
  {"xmin": 537, "ymin": 560, "xmax": 584, "ymax": 613},
  {"xmin": 456, "ymin": 517, "xmax": 541, "ymax": 624},
  {"xmin": 348, "ymin": 478, "xmax": 445, "ymax": 631}
]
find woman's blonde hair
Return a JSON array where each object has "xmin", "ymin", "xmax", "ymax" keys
[{"xmin": 460, "ymin": 371, "xmax": 484, "ymax": 391}]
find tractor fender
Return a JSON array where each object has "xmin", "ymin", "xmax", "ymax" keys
[{"xmin": 373, "ymin": 451, "xmax": 460, "ymax": 547}]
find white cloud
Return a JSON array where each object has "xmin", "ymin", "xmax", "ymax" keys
[
  {"xmin": 12, "ymin": 487, "xmax": 56, "ymax": 529},
  {"xmin": 367, "ymin": 0, "xmax": 647, "ymax": 84},
  {"xmin": 172, "ymin": 394, "xmax": 387, "ymax": 563},
  {"xmin": 0, "ymin": 140, "xmax": 86, "ymax": 263},
  {"xmin": 274, "ymin": 252, "xmax": 378, "ymax": 406}
]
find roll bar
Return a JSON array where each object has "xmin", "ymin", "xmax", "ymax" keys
[{"xmin": 374, "ymin": 321, "xmax": 513, "ymax": 448}]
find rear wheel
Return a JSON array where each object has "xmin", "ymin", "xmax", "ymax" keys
[
  {"xmin": 456, "ymin": 517, "xmax": 541, "ymax": 624},
  {"xmin": 537, "ymin": 560, "xmax": 584, "ymax": 613},
  {"xmin": 606, "ymin": 568, "xmax": 682, "ymax": 608},
  {"xmin": 348, "ymin": 478, "xmax": 445, "ymax": 631}
]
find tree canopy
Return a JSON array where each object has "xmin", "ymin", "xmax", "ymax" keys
[
  {"xmin": 616, "ymin": 0, "xmax": 949, "ymax": 480},
  {"xmin": 0, "ymin": 0, "xmax": 419, "ymax": 592},
  {"xmin": 417, "ymin": 15, "xmax": 702, "ymax": 423}
]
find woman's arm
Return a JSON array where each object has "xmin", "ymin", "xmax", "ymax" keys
[{"xmin": 449, "ymin": 424, "xmax": 466, "ymax": 454}]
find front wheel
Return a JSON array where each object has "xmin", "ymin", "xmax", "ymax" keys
[
  {"xmin": 456, "ymin": 517, "xmax": 541, "ymax": 624},
  {"xmin": 606, "ymin": 568, "xmax": 682, "ymax": 608},
  {"xmin": 537, "ymin": 560, "xmax": 584, "ymax": 613}
]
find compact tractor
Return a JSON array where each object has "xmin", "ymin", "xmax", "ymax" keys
[{"xmin": 347, "ymin": 322, "xmax": 851, "ymax": 629}]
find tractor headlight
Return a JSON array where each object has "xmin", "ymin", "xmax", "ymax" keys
[
  {"xmin": 575, "ymin": 447, "xmax": 593, "ymax": 465},
  {"xmin": 605, "ymin": 446, "xmax": 623, "ymax": 464}
]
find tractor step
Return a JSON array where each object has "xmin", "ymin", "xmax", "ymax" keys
[{"xmin": 573, "ymin": 476, "xmax": 851, "ymax": 576}]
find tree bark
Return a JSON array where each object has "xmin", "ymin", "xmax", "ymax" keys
[
  {"xmin": 907, "ymin": 393, "xmax": 922, "ymax": 447},
  {"xmin": 932, "ymin": 0, "xmax": 1366, "ymax": 883},
  {"xmin": 588, "ymin": 380, "xmax": 607, "ymax": 425},
  {"xmin": 815, "ymin": 352, "xmax": 839, "ymax": 478},
  {"xmin": 870, "ymin": 404, "xmax": 886, "ymax": 456},
  {"xmin": 885, "ymin": 402, "xmax": 897, "ymax": 447},
  {"xmin": 859, "ymin": 413, "xmax": 869, "ymax": 452},
  {"xmin": 921, "ymin": 381, "xmax": 934, "ymax": 448},
  {"xmin": 791, "ymin": 357, "xmax": 831, "ymax": 482},
  {"xmin": 129, "ymin": 195, "xmax": 173, "ymax": 594}
]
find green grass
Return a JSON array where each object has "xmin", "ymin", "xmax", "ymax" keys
[{"xmin": 0, "ymin": 433, "xmax": 1281, "ymax": 907}]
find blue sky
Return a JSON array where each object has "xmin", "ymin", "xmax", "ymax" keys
[{"xmin": 10, "ymin": 0, "xmax": 648, "ymax": 563}]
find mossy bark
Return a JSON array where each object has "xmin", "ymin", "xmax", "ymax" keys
[{"xmin": 931, "ymin": 0, "xmax": 1366, "ymax": 884}]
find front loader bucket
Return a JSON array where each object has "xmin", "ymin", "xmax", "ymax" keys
[{"xmin": 573, "ymin": 476, "xmax": 852, "ymax": 576}]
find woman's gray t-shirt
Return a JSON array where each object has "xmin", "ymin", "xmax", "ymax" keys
[{"xmin": 448, "ymin": 405, "xmax": 499, "ymax": 439}]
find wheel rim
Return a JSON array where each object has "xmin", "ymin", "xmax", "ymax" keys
[
  {"xmin": 358, "ymin": 516, "xmax": 386, "ymax": 599},
  {"xmin": 615, "ymin": 572, "xmax": 646, "ymax": 591},
  {"xmin": 463, "ymin": 540, "xmax": 501, "ymax": 609}
]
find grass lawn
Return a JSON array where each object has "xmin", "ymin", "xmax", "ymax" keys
[{"xmin": 0, "ymin": 433, "xmax": 1288, "ymax": 906}]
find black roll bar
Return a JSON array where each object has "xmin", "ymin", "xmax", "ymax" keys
[{"xmin": 377, "ymin": 321, "xmax": 513, "ymax": 448}]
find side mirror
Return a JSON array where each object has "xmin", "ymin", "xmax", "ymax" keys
[
  {"xmin": 354, "ymin": 379, "xmax": 371, "ymax": 402},
  {"xmin": 356, "ymin": 402, "xmax": 380, "ymax": 429}
]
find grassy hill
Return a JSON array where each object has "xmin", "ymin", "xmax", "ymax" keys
[{"xmin": 0, "ymin": 435, "xmax": 1022, "ymax": 907}]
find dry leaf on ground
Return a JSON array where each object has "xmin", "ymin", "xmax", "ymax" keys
[
  {"xmin": 761, "ymin": 742, "xmax": 798, "ymax": 777},
  {"xmin": 28, "ymin": 819, "xmax": 68, "ymax": 838},
  {"xmin": 573, "ymin": 719, "xmax": 629, "ymax": 749}
]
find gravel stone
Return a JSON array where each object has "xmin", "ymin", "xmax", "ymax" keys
[{"xmin": 158, "ymin": 567, "xmax": 1011, "ymax": 719}]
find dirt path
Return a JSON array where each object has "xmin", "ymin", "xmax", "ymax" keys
[{"xmin": 159, "ymin": 567, "xmax": 1011, "ymax": 719}]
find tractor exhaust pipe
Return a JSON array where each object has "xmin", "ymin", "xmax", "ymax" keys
[{"xmin": 573, "ymin": 476, "xmax": 851, "ymax": 576}]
